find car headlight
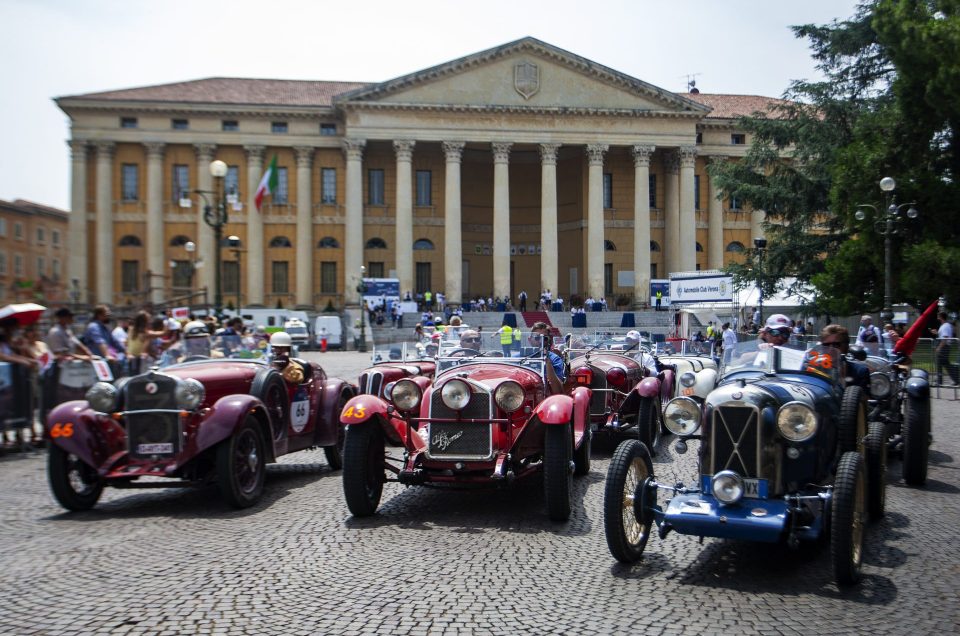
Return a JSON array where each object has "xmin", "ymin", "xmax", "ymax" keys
[
  {"xmin": 663, "ymin": 397, "xmax": 701, "ymax": 435},
  {"xmin": 391, "ymin": 379, "xmax": 421, "ymax": 411},
  {"xmin": 711, "ymin": 470, "xmax": 744, "ymax": 504},
  {"xmin": 174, "ymin": 378, "xmax": 205, "ymax": 410},
  {"xmin": 869, "ymin": 372, "xmax": 891, "ymax": 399},
  {"xmin": 86, "ymin": 381, "xmax": 119, "ymax": 413},
  {"xmin": 383, "ymin": 381, "xmax": 395, "ymax": 400},
  {"xmin": 776, "ymin": 402, "xmax": 818, "ymax": 442},
  {"xmin": 679, "ymin": 371, "xmax": 696, "ymax": 388},
  {"xmin": 441, "ymin": 379, "xmax": 471, "ymax": 411},
  {"xmin": 494, "ymin": 381, "xmax": 524, "ymax": 413}
]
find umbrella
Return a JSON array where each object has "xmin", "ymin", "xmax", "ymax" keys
[{"xmin": 0, "ymin": 303, "xmax": 47, "ymax": 326}]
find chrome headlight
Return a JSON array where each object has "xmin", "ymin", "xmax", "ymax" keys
[
  {"xmin": 679, "ymin": 371, "xmax": 696, "ymax": 388},
  {"xmin": 391, "ymin": 379, "xmax": 421, "ymax": 411},
  {"xmin": 869, "ymin": 372, "xmax": 892, "ymax": 399},
  {"xmin": 776, "ymin": 402, "xmax": 818, "ymax": 442},
  {"xmin": 494, "ymin": 381, "xmax": 524, "ymax": 413},
  {"xmin": 663, "ymin": 397, "xmax": 701, "ymax": 435},
  {"xmin": 383, "ymin": 381, "xmax": 395, "ymax": 400},
  {"xmin": 441, "ymin": 379, "xmax": 471, "ymax": 411},
  {"xmin": 711, "ymin": 470, "xmax": 744, "ymax": 504},
  {"xmin": 86, "ymin": 382, "xmax": 119, "ymax": 413},
  {"xmin": 174, "ymin": 378, "xmax": 205, "ymax": 410}
]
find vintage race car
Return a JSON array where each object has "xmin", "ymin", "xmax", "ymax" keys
[
  {"xmin": 604, "ymin": 340, "xmax": 885, "ymax": 586},
  {"xmin": 45, "ymin": 335, "xmax": 355, "ymax": 511},
  {"xmin": 360, "ymin": 342, "xmax": 436, "ymax": 398},
  {"xmin": 655, "ymin": 340, "xmax": 718, "ymax": 403},
  {"xmin": 565, "ymin": 334, "xmax": 674, "ymax": 453},
  {"xmin": 340, "ymin": 332, "xmax": 591, "ymax": 521}
]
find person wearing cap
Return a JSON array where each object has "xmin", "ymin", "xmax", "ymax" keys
[
  {"xmin": 269, "ymin": 332, "xmax": 304, "ymax": 384},
  {"xmin": 624, "ymin": 330, "xmax": 659, "ymax": 375},
  {"xmin": 181, "ymin": 320, "xmax": 212, "ymax": 359},
  {"xmin": 760, "ymin": 313, "xmax": 793, "ymax": 347}
]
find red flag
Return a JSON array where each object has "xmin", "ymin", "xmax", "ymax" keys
[{"xmin": 893, "ymin": 300, "xmax": 939, "ymax": 356}]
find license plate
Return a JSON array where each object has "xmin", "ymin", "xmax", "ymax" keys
[
  {"xmin": 137, "ymin": 443, "xmax": 173, "ymax": 454},
  {"xmin": 743, "ymin": 478, "xmax": 761, "ymax": 498}
]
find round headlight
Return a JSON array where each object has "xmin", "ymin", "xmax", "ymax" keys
[
  {"xmin": 869, "ymin": 372, "xmax": 891, "ymax": 399},
  {"xmin": 606, "ymin": 367, "xmax": 628, "ymax": 389},
  {"xmin": 494, "ymin": 381, "xmax": 524, "ymax": 413},
  {"xmin": 174, "ymin": 378, "xmax": 205, "ymax": 410},
  {"xmin": 391, "ymin": 379, "xmax": 421, "ymax": 411},
  {"xmin": 711, "ymin": 470, "xmax": 744, "ymax": 504},
  {"xmin": 663, "ymin": 397, "xmax": 701, "ymax": 435},
  {"xmin": 680, "ymin": 371, "xmax": 696, "ymax": 388},
  {"xmin": 441, "ymin": 379, "xmax": 471, "ymax": 411},
  {"xmin": 86, "ymin": 382, "xmax": 119, "ymax": 413},
  {"xmin": 776, "ymin": 402, "xmax": 818, "ymax": 442},
  {"xmin": 383, "ymin": 381, "xmax": 395, "ymax": 400}
]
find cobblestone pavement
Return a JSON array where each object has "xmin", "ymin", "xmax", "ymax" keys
[{"xmin": 1, "ymin": 351, "xmax": 958, "ymax": 635}]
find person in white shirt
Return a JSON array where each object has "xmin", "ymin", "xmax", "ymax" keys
[
  {"xmin": 855, "ymin": 314, "xmax": 882, "ymax": 355},
  {"xmin": 932, "ymin": 311, "xmax": 959, "ymax": 386},
  {"xmin": 721, "ymin": 322, "xmax": 737, "ymax": 349},
  {"xmin": 111, "ymin": 318, "xmax": 130, "ymax": 352},
  {"xmin": 624, "ymin": 330, "xmax": 658, "ymax": 375}
]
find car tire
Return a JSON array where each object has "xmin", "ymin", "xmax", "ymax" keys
[
  {"xmin": 831, "ymin": 451, "xmax": 865, "ymax": 586},
  {"xmin": 48, "ymin": 445, "xmax": 104, "ymax": 511},
  {"xmin": 604, "ymin": 439, "xmax": 655, "ymax": 563},
  {"xmin": 839, "ymin": 385, "xmax": 866, "ymax": 455},
  {"xmin": 572, "ymin": 421, "xmax": 591, "ymax": 477},
  {"xmin": 342, "ymin": 424, "xmax": 385, "ymax": 517},
  {"xmin": 323, "ymin": 390, "xmax": 351, "ymax": 470},
  {"xmin": 865, "ymin": 421, "xmax": 887, "ymax": 521},
  {"xmin": 543, "ymin": 423, "xmax": 573, "ymax": 522},
  {"xmin": 901, "ymin": 395, "xmax": 929, "ymax": 485},
  {"xmin": 251, "ymin": 369, "xmax": 289, "ymax": 442},
  {"xmin": 638, "ymin": 397, "xmax": 661, "ymax": 456},
  {"xmin": 216, "ymin": 416, "xmax": 267, "ymax": 508}
]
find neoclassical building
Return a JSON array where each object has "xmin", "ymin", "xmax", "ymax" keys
[{"xmin": 57, "ymin": 37, "xmax": 777, "ymax": 310}]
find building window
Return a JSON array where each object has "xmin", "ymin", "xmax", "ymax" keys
[
  {"xmin": 52, "ymin": 258, "xmax": 60, "ymax": 280},
  {"xmin": 121, "ymin": 260, "xmax": 139, "ymax": 292},
  {"xmin": 730, "ymin": 196, "xmax": 741, "ymax": 211},
  {"xmin": 603, "ymin": 173, "xmax": 613, "ymax": 209},
  {"xmin": 171, "ymin": 119, "xmax": 189, "ymax": 130},
  {"xmin": 696, "ymin": 132, "xmax": 703, "ymax": 144},
  {"xmin": 36, "ymin": 227, "xmax": 45, "ymax": 244},
  {"xmin": 415, "ymin": 262, "xmax": 431, "ymax": 293},
  {"xmin": 14, "ymin": 222, "xmax": 23, "ymax": 240},
  {"xmin": 119, "ymin": 235, "xmax": 143, "ymax": 247},
  {"xmin": 650, "ymin": 263, "xmax": 658, "ymax": 278},
  {"xmin": 321, "ymin": 168, "xmax": 337, "ymax": 204},
  {"xmin": 416, "ymin": 170, "xmax": 431, "ymax": 206},
  {"xmin": 171, "ymin": 261, "xmax": 191, "ymax": 288},
  {"xmin": 320, "ymin": 123, "xmax": 337, "ymax": 136},
  {"xmin": 726, "ymin": 241, "xmax": 746, "ymax": 253},
  {"xmin": 365, "ymin": 237, "xmax": 387, "ymax": 249},
  {"xmin": 169, "ymin": 235, "xmax": 191, "ymax": 247},
  {"xmin": 14, "ymin": 254, "xmax": 24, "ymax": 276},
  {"xmin": 271, "ymin": 121, "xmax": 288, "ymax": 134},
  {"xmin": 318, "ymin": 236, "xmax": 340, "ymax": 248},
  {"xmin": 604, "ymin": 263, "xmax": 613, "ymax": 295},
  {"xmin": 368, "ymin": 169, "xmax": 385, "ymax": 205},
  {"xmin": 0, "ymin": 252, "xmax": 7, "ymax": 275},
  {"xmin": 696, "ymin": 242, "xmax": 704, "ymax": 252},
  {"xmin": 413, "ymin": 238, "xmax": 434, "ymax": 250},
  {"xmin": 269, "ymin": 236, "xmax": 292, "ymax": 248},
  {"xmin": 0, "ymin": 218, "xmax": 5, "ymax": 236},
  {"xmin": 650, "ymin": 241, "xmax": 661, "ymax": 252},
  {"xmin": 172, "ymin": 164, "xmax": 190, "ymax": 201},
  {"xmin": 36, "ymin": 256, "xmax": 45, "ymax": 277},
  {"xmin": 272, "ymin": 261, "xmax": 289, "ymax": 294},
  {"xmin": 222, "ymin": 120, "xmax": 239, "ymax": 131},
  {"xmin": 694, "ymin": 175, "xmax": 701, "ymax": 210},
  {"xmin": 649, "ymin": 174, "xmax": 657, "ymax": 208},
  {"xmin": 731, "ymin": 133, "xmax": 746, "ymax": 145},
  {"xmin": 52, "ymin": 229, "xmax": 60, "ymax": 247},
  {"xmin": 604, "ymin": 240, "xmax": 616, "ymax": 251},
  {"xmin": 122, "ymin": 164, "xmax": 139, "ymax": 202},
  {"xmin": 273, "ymin": 167, "xmax": 289, "ymax": 204},
  {"xmin": 226, "ymin": 166, "xmax": 239, "ymax": 197},
  {"xmin": 223, "ymin": 261, "xmax": 238, "ymax": 294},
  {"xmin": 367, "ymin": 262, "xmax": 384, "ymax": 278},
  {"xmin": 120, "ymin": 117, "xmax": 138, "ymax": 129},
  {"xmin": 320, "ymin": 262, "xmax": 337, "ymax": 293}
]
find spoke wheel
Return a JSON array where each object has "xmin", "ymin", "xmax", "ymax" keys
[
  {"xmin": 342, "ymin": 424, "xmax": 385, "ymax": 516},
  {"xmin": 216, "ymin": 416, "xmax": 266, "ymax": 508},
  {"xmin": 324, "ymin": 391, "xmax": 350, "ymax": 470},
  {"xmin": 638, "ymin": 398, "xmax": 661, "ymax": 455},
  {"xmin": 839, "ymin": 385, "xmax": 867, "ymax": 455},
  {"xmin": 48, "ymin": 445, "xmax": 103, "ymax": 511},
  {"xmin": 604, "ymin": 439, "xmax": 655, "ymax": 563},
  {"xmin": 543, "ymin": 423, "xmax": 573, "ymax": 522},
  {"xmin": 831, "ymin": 451, "xmax": 865, "ymax": 586},
  {"xmin": 865, "ymin": 421, "xmax": 887, "ymax": 520}
]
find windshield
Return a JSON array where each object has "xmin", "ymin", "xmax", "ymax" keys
[
  {"xmin": 720, "ymin": 340, "xmax": 839, "ymax": 382},
  {"xmin": 286, "ymin": 326, "xmax": 308, "ymax": 335},
  {"xmin": 434, "ymin": 331, "xmax": 548, "ymax": 375},
  {"xmin": 371, "ymin": 341, "xmax": 433, "ymax": 364},
  {"xmin": 566, "ymin": 333, "xmax": 648, "ymax": 360},
  {"xmin": 158, "ymin": 334, "xmax": 270, "ymax": 368}
]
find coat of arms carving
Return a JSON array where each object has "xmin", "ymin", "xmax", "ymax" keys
[{"xmin": 514, "ymin": 61, "xmax": 539, "ymax": 100}]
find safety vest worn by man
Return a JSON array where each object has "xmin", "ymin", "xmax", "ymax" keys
[{"xmin": 499, "ymin": 325, "xmax": 513, "ymax": 344}]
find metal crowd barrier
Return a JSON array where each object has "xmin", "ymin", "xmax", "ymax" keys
[{"xmin": 0, "ymin": 361, "xmax": 35, "ymax": 446}]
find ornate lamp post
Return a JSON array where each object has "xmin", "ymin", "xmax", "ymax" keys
[
  {"xmin": 753, "ymin": 237, "xmax": 767, "ymax": 327},
  {"xmin": 855, "ymin": 177, "xmax": 919, "ymax": 323},
  {"xmin": 227, "ymin": 235, "xmax": 243, "ymax": 318},
  {"xmin": 357, "ymin": 265, "xmax": 368, "ymax": 352},
  {"xmin": 183, "ymin": 160, "xmax": 231, "ymax": 317}
]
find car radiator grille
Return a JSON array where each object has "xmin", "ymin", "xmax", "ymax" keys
[
  {"xmin": 710, "ymin": 405, "xmax": 761, "ymax": 478},
  {"xmin": 127, "ymin": 412, "xmax": 181, "ymax": 458},
  {"xmin": 125, "ymin": 374, "xmax": 178, "ymax": 411},
  {"xmin": 428, "ymin": 390, "xmax": 492, "ymax": 458},
  {"xmin": 359, "ymin": 372, "xmax": 383, "ymax": 397},
  {"xmin": 589, "ymin": 369, "xmax": 608, "ymax": 415}
]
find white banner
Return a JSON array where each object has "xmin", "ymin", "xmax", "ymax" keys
[{"xmin": 669, "ymin": 275, "xmax": 734, "ymax": 304}]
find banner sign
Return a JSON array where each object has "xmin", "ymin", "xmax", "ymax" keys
[
  {"xmin": 171, "ymin": 306, "xmax": 190, "ymax": 321},
  {"xmin": 649, "ymin": 280, "xmax": 670, "ymax": 307},
  {"xmin": 669, "ymin": 275, "xmax": 734, "ymax": 304}
]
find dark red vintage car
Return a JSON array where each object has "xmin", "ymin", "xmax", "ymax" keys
[
  {"xmin": 45, "ymin": 335, "xmax": 355, "ymax": 511},
  {"xmin": 358, "ymin": 342, "xmax": 436, "ymax": 398},
  {"xmin": 340, "ymin": 332, "xmax": 591, "ymax": 521}
]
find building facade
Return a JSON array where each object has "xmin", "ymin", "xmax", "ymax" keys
[
  {"xmin": 57, "ymin": 37, "xmax": 776, "ymax": 310},
  {"xmin": 0, "ymin": 199, "xmax": 70, "ymax": 305}
]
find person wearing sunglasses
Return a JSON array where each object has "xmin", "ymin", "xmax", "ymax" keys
[
  {"xmin": 818, "ymin": 324, "xmax": 869, "ymax": 388},
  {"xmin": 458, "ymin": 329, "xmax": 482, "ymax": 353},
  {"xmin": 529, "ymin": 322, "xmax": 565, "ymax": 394}
]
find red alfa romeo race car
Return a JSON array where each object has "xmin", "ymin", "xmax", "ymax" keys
[{"xmin": 340, "ymin": 331, "xmax": 591, "ymax": 521}]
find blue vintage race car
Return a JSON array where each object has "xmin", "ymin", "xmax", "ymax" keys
[{"xmin": 603, "ymin": 340, "xmax": 885, "ymax": 586}]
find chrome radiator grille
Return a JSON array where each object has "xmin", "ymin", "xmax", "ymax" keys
[
  {"xmin": 710, "ymin": 405, "xmax": 761, "ymax": 478},
  {"xmin": 429, "ymin": 390, "xmax": 491, "ymax": 421},
  {"xmin": 127, "ymin": 412, "xmax": 180, "ymax": 458},
  {"xmin": 427, "ymin": 421, "xmax": 492, "ymax": 458},
  {"xmin": 589, "ymin": 368, "xmax": 608, "ymax": 415}
]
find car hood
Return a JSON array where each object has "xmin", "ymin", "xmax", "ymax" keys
[
  {"xmin": 437, "ymin": 363, "xmax": 541, "ymax": 391},
  {"xmin": 709, "ymin": 378, "xmax": 820, "ymax": 410},
  {"xmin": 162, "ymin": 361, "xmax": 263, "ymax": 403}
]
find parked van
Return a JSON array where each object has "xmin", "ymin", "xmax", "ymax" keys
[
  {"xmin": 283, "ymin": 318, "xmax": 310, "ymax": 349},
  {"xmin": 226, "ymin": 309, "xmax": 310, "ymax": 333},
  {"xmin": 313, "ymin": 315, "xmax": 343, "ymax": 350}
]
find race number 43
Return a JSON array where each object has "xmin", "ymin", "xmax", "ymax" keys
[{"xmin": 343, "ymin": 405, "xmax": 367, "ymax": 419}]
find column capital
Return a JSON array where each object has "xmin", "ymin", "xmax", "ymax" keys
[
  {"xmin": 631, "ymin": 144, "xmax": 656, "ymax": 167},
  {"xmin": 442, "ymin": 141, "xmax": 465, "ymax": 162},
  {"xmin": 679, "ymin": 145, "xmax": 697, "ymax": 168},
  {"xmin": 244, "ymin": 145, "xmax": 265, "ymax": 162},
  {"xmin": 586, "ymin": 143, "xmax": 608, "ymax": 166},
  {"xmin": 93, "ymin": 141, "xmax": 115, "ymax": 159},
  {"xmin": 68, "ymin": 139, "xmax": 88, "ymax": 160},
  {"xmin": 664, "ymin": 149, "xmax": 680, "ymax": 175},
  {"xmin": 294, "ymin": 146, "xmax": 314, "ymax": 168},
  {"xmin": 393, "ymin": 140, "xmax": 416, "ymax": 162},
  {"xmin": 342, "ymin": 138, "xmax": 366, "ymax": 161},
  {"xmin": 144, "ymin": 142, "xmax": 166, "ymax": 160},
  {"xmin": 539, "ymin": 143, "xmax": 561, "ymax": 165},
  {"xmin": 194, "ymin": 143, "xmax": 216, "ymax": 163},
  {"xmin": 491, "ymin": 142, "xmax": 513, "ymax": 163}
]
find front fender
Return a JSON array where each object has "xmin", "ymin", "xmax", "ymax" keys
[
  {"xmin": 635, "ymin": 376, "xmax": 661, "ymax": 398},
  {"xmin": 905, "ymin": 376, "xmax": 929, "ymax": 399},
  {"xmin": 315, "ymin": 378, "xmax": 356, "ymax": 447},
  {"xmin": 196, "ymin": 394, "xmax": 275, "ymax": 461},
  {"xmin": 533, "ymin": 393, "xmax": 576, "ymax": 424},
  {"xmin": 659, "ymin": 368, "xmax": 676, "ymax": 404},
  {"xmin": 46, "ymin": 401, "xmax": 125, "ymax": 471},
  {"xmin": 340, "ymin": 394, "xmax": 405, "ymax": 446}
]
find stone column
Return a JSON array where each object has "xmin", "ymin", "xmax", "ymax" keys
[
  {"xmin": 343, "ymin": 139, "xmax": 366, "ymax": 305},
  {"xmin": 145, "ymin": 142, "xmax": 166, "ymax": 304},
  {"xmin": 394, "ymin": 140, "xmax": 416, "ymax": 300},
  {"xmin": 244, "ymin": 145, "xmax": 265, "ymax": 307},
  {"xmin": 294, "ymin": 146, "xmax": 314, "ymax": 309},
  {"xmin": 664, "ymin": 150, "xmax": 680, "ymax": 276},
  {"xmin": 442, "ymin": 141, "xmax": 465, "ymax": 306},
  {"xmin": 492, "ymin": 142, "xmax": 512, "ymax": 300},
  {"xmin": 68, "ymin": 140, "xmax": 89, "ymax": 303},
  {"xmin": 707, "ymin": 157, "xmax": 726, "ymax": 270},
  {"xmin": 194, "ymin": 144, "xmax": 216, "ymax": 300},
  {"xmin": 94, "ymin": 141, "xmax": 115, "ymax": 304},
  {"xmin": 678, "ymin": 146, "xmax": 697, "ymax": 272},
  {"xmin": 632, "ymin": 144, "xmax": 655, "ymax": 307},
  {"xmin": 586, "ymin": 143, "xmax": 608, "ymax": 300},
  {"xmin": 539, "ymin": 143, "xmax": 561, "ymax": 300}
]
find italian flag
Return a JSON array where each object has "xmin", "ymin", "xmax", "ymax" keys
[{"xmin": 254, "ymin": 155, "xmax": 279, "ymax": 212}]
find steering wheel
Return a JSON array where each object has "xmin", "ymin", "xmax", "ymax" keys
[
  {"xmin": 181, "ymin": 355, "xmax": 210, "ymax": 363},
  {"xmin": 446, "ymin": 348, "xmax": 482, "ymax": 358}
]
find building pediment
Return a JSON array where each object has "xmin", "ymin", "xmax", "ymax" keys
[{"xmin": 334, "ymin": 37, "xmax": 710, "ymax": 118}]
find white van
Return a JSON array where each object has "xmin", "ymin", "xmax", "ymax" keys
[
  {"xmin": 228, "ymin": 309, "xmax": 310, "ymax": 333},
  {"xmin": 313, "ymin": 315, "xmax": 343, "ymax": 349},
  {"xmin": 283, "ymin": 318, "xmax": 310, "ymax": 349}
]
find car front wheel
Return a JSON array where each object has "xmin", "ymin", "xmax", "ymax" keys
[
  {"xmin": 901, "ymin": 395, "xmax": 929, "ymax": 485},
  {"xmin": 342, "ymin": 424, "xmax": 385, "ymax": 516},
  {"xmin": 831, "ymin": 451, "xmax": 866, "ymax": 585},
  {"xmin": 216, "ymin": 416, "xmax": 267, "ymax": 508},
  {"xmin": 865, "ymin": 421, "xmax": 887, "ymax": 520},
  {"xmin": 543, "ymin": 423, "xmax": 573, "ymax": 522},
  {"xmin": 48, "ymin": 445, "xmax": 104, "ymax": 511},
  {"xmin": 323, "ymin": 391, "xmax": 351, "ymax": 470},
  {"xmin": 604, "ymin": 439, "xmax": 655, "ymax": 563},
  {"xmin": 638, "ymin": 397, "xmax": 661, "ymax": 455}
]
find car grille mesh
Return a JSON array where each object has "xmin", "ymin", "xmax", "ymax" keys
[
  {"xmin": 127, "ymin": 412, "xmax": 180, "ymax": 458},
  {"xmin": 427, "ymin": 421, "xmax": 491, "ymax": 458},
  {"xmin": 711, "ymin": 405, "xmax": 760, "ymax": 478},
  {"xmin": 589, "ymin": 368, "xmax": 607, "ymax": 414},
  {"xmin": 429, "ymin": 390, "xmax": 490, "ymax": 421}
]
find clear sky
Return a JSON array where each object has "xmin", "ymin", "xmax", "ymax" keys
[{"xmin": 0, "ymin": 0, "xmax": 862, "ymax": 210}]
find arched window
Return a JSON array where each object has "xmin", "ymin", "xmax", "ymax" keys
[
  {"xmin": 650, "ymin": 241, "xmax": 661, "ymax": 252},
  {"xmin": 169, "ymin": 235, "xmax": 191, "ymax": 247},
  {"xmin": 413, "ymin": 238, "xmax": 434, "ymax": 250},
  {"xmin": 269, "ymin": 236, "xmax": 292, "ymax": 248},
  {"xmin": 695, "ymin": 242, "xmax": 704, "ymax": 252},
  {"xmin": 725, "ymin": 241, "xmax": 745, "ymax": 253},
  {"xmin": 604, "ymin": 240, "xmax": 616, "ymax": 252},
  {"xmin": 118, "ymin": 235, "xmax": 142, "ymax": 247},
  {"xmin": 365, "ymin": 237, "xmax": 387, "ymax": 249},
  {"xmin": 220, "ymin": 237, "xmax": 242, "ymax": 247},
  {"xmin": 318, "ymin": 236, "xmax": 340, "ymax": 248}
]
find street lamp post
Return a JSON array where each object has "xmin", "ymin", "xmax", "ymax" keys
[
  {"xmin": 855, "ymin": 177, "xmax": 919, "ymax": 323},
  {"xmin": 227, "ymin": 235, "xmax": 243, "ymax": 318},
  {"xmin": 753, "ymin": 237, "xmax": 767, "ymax": 328},
  {"xmin": 182, "ymin": 160, "xmax": 231, "ymax": 317},
  {"xmin": 357, "ymin": 265, "xmax": 367, "ymax": 352}
]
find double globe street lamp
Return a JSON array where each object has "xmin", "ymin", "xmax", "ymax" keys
[
  {"xmin": 357, "ymin": 265, "xmax": 368, "ymax": 352},
  {"xmin": 180, "ymin": 160, "xmax": 233, "ymax": 317},
  {"xmin": 753, "ymin": 237, "xmax": 767, "ymax": 328}
]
